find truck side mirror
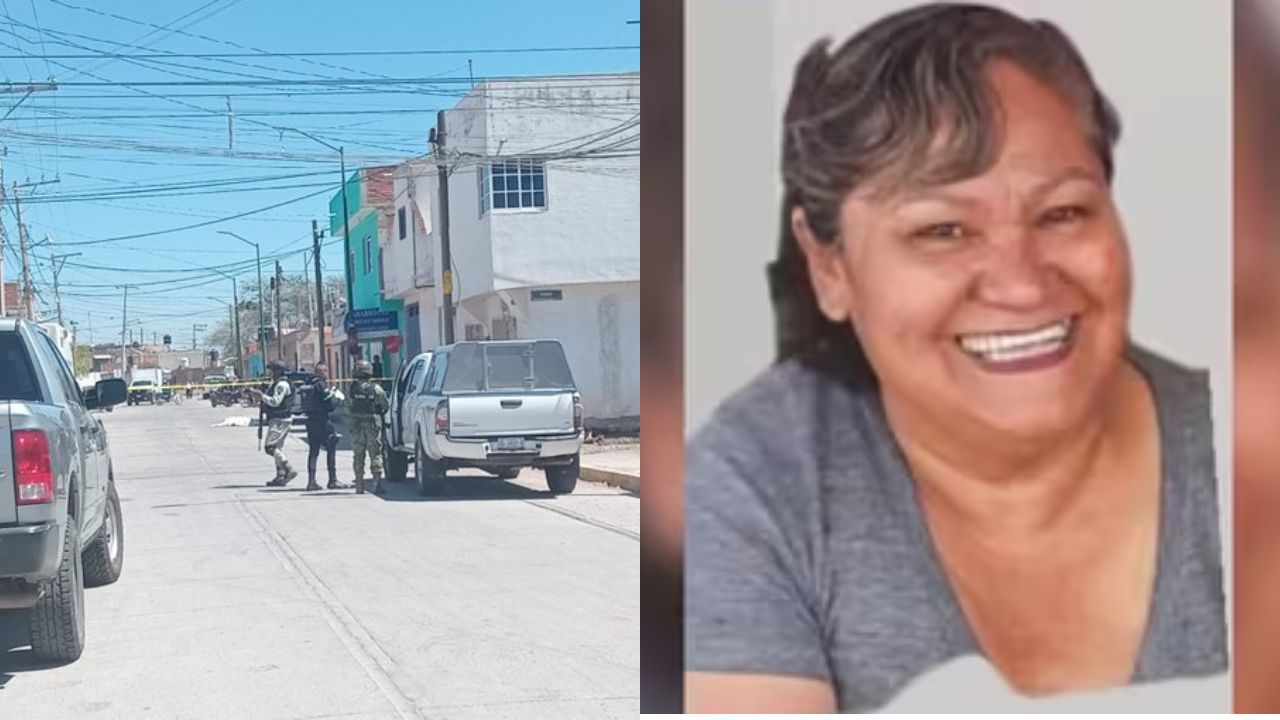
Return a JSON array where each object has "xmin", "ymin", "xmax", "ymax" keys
[{"xmin": 88, "ymin": 378, "xmax": 127, "ymax": 409}]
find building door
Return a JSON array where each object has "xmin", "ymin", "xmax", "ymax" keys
[{"xmin": 407, "ymin": 303, "xmax": 422, "ymax": 357}]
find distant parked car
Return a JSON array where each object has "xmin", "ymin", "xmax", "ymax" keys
[
  {"xmin": 0, "ymin": 317, "xmax": 128, "ymax": 663},
  {"xmin": 126, "ymin": 379, "xmax": 157, "ymax": 406},
  {"xmin": 405, "ymin": 340, "xmax": 584, "ymax": 496},
  {"xmin": 202, "ymin": 374, "xmax": 229, "ymax": 400}
]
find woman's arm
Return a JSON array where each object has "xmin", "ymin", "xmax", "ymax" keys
[{"xmin": 686, "ymin": 672, "xmax": 837, "ymax": 714}]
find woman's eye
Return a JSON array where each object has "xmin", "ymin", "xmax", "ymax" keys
[
  {"xmin": 1038, "ymin": 205, "xmax": 1090, "ymax": 227},
  {"xmin": 912, "ymin": 222, "xmax": 968, "ymax": 241}
]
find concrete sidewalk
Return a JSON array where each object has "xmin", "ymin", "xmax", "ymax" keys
[{"xmin": 580, "ymin": 446, "xmax": 640, "ymax": 493}]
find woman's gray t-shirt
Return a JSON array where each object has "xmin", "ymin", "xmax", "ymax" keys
[{"xmin": 685, "ymin": 347, "xmax": 1227, "ymax": 712}]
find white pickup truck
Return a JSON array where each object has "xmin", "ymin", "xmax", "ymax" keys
[
  {"xmin": 384, "ymin": 350, "xmax": 433, "ymax": 484},
  {"xmin": 393, "ymin": 340, "xmax": 583, "ymax": 496},
  {"xmin": 0, "ymin": 317, "xmax": 128, "ymax": 662}
]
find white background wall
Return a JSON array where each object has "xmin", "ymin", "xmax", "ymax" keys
[
  {"xmin": 484, "ymin": 77, "xmax": 641, "ymax": 289},
  {"xmin": 686, "ymin": 0, "xmax": 1230, "ymax": 712},
  {"xmin": 518, "ymin": 281, "xmax": 640, "ymax": 420},
  {"xmin": 442, "ymin": 93, "xmax": 495, "ymax": 307}
]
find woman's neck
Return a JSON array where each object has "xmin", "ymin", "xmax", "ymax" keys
[{"xmin": 883, "ymin": 363, "xmax": 1146, "ymax": 541}]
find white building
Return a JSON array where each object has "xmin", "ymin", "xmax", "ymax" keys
[{"xmin": 383, "ymin": 73, "xmax": 639, "ymax": 425}]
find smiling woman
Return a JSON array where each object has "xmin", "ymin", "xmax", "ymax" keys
[{"xmin": 684, "ymin": 2, "xmax": 1228, "ymax": 713}]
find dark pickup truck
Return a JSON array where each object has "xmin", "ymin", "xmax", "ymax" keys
[{"xmin": 0, "ymin": 317, "xmax": 128, "ymax": 662}]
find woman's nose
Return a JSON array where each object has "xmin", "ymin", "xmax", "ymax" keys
[{"xmin": 971, "ymin": 232, "xmax": 1052, "ymax": 309}]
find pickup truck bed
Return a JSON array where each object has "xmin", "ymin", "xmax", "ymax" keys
[
  {"xmin": 402, "ymin": 340, "xmax": 585, "ymax": 496},
  {"xmin": 0, "ymin": 318, "xmax": 128, "ymax": 662}
]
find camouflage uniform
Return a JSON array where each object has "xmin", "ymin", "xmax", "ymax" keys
[{"xmin": 349, "ymin": 360, "xmax": 390, "ymax": 494}]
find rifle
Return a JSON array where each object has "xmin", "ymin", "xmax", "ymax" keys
[{"xmin": 256, "ymin": 381, "xmax": 265, "ymax": 450}]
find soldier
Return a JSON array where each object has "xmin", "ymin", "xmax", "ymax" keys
[
  {"xmin": 251, "ymin": 360, "xmax": 298, "ymax": 486},
  {"xmin": 349, "ymin": 358, "xmax": 389, "ymax": 495},
  {"xmin": 302, "ymin": 362, "xmax": 352, "ymax": 491}
]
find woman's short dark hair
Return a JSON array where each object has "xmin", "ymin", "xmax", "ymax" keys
[{"xmin": 770, "ymin": 3, "xmax": 1121, "ymax": 385}]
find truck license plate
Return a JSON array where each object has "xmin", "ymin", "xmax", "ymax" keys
[{"xmin": 496, "ymin": 437, "xmax": 525, "ymax": 451}]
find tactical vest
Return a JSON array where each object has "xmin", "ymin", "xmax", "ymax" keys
[
  {"xmin": 261, "ymin": 378, "xmax": 293, "ymax": 420},
  {"xmin": 300, "ymin": 380, "xmax": 329, "ymax": 417},
  {"xmin": 349, "ymin": 380, "xmax": 378, "ymax": 416}
]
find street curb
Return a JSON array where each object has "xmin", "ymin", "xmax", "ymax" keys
[{"xmin": 580, "ymin": 465, "xmax": 640, "ymax": 493}]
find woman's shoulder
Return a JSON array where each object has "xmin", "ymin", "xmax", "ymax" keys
[
  {"xmin": 1129, "ymin": 344, "xmax": 1210, "ymax": 398},
  {"xmin": 687, "ymin": 359, "xmax": 880, "ymax": 506},
  {"xmin": 692, "ymin": 358, "xmax": 870, "ymax": 452},
  {"xmin": 1128, "ymin": 344, "xmax": 1213, "ymax": 438}
]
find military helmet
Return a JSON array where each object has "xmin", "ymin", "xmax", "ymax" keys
[{"xmin": 353, "ymin": 359, "xmax": 374, "ymax": 378}]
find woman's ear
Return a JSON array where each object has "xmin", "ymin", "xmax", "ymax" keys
[{"xmin": 791, "ymin": 207, "xmax": 853, "ymax": 323}]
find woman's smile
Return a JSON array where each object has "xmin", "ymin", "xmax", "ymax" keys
[{"xmin": 955, "ymin": 315, "xmax": 1077, "ymax": 372}]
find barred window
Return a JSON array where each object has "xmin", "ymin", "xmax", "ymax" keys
[{"xmin": 479, "ymin": 159, "xmax": 546, "ymax": 215}]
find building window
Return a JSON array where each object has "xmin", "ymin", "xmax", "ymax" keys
[
  {"xmin": 397, "ymin": 207, "xmax": 407, "ymax": 240},
  {"xmin": 363, "ymin": 235, "xmax": 372, "ymax": 275},
  {"xmin": 480, "ymin": 159, "xmax": 546, "ymax": 214}
]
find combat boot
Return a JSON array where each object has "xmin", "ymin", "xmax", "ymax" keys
[
  {"xmin": 355, "ymin": 477, "xmax": 366, "ymax": 494},
  {"xmin": 267, "ymin": 468, "xmax": 297, "ymax": 487},
  {"xmin": 373, "ymin": 475, "xmax": 386, "ymax": 495},
  {"xmin": 327, "ymin": 468, "xmax": 352, "ymax": 490},
  {"xmin": 305, "ymin": 470, "xmax": 321, "ymax": 492}
]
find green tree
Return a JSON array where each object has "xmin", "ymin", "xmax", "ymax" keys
[
  {"xmin": 73, "ymin": 345, "xmax": 92, "ymax": 376},
  {"xmin": 205, "ymin": 273, "xmax": 346, "ymax": 364}
]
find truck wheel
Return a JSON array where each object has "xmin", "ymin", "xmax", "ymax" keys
[
  {"xmin": 496, "ymin": 468, "xmax": 521, "ymax": 480},
  {"xmin": 415, "ymin": 440, "xmax": 445, "ymax": 496},
  {"xmin": 30, "ymin": 519, "xmax": 86, "ymax": 663},
  {"xmin": 83, "ymin": 484, "xmax": 124, "ymax": 587},
  {"xmin": 545, "ymin": 454, "xmax": 580, "ymax": 495},
  {"xmin": 386, "ymin": 449, "xmax": 408, "ymax": 483}
]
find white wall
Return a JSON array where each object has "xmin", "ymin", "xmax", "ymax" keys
[
  {"xmin": 389, "ymin": 161, "xmax": 438, "ymax": 301},
  {"xmin": 485, "ymin": 76, "xmax": 640, "ymax": 289},
  {"xmin": 517, "ymin": 281, "xmax": 640, "ymax": 421},
  {"xmin": 443, "ymin": 92, "xmax": 495, "ymax": 306}
]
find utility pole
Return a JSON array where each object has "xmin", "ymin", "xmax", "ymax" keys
[
  {"xmin": 312, "ymin": 219, "xmax": 327, "ymax": 363},
  {"xmin": 301, "ymin": 251, "xmax": 313, "ymax": 326},
  {"xmin": 118, "ymin": 285, "xmax": 133, "ymax": 379},
  {"xmin": 432, "ymin": 111, "xmax": 456, "ymax": 344},
  {"xmin": 0, "ymin": 152, "xmax": 6, "ymax": 318},
  {"xmin": 11, "ymin": 177, "xmax": 60, "ymax": 320},
  {"xmin": 339, "ymin": 146, "xmax": 354, "ymax": 328},
  {"xmin": 50, "ymin": 250, "xmax": 81, "ymax": 327},
  {"xmin": 274, "ymin": 260, "xmax": 283, "ymax": 362},
  {"xmin": 13, "ymin": 182, "xmax": 31, "ymax": 319}
]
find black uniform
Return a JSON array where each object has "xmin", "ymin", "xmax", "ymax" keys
[{"xmin": 302, "ymin": 377, "xmax": 339, "ymax": 485}]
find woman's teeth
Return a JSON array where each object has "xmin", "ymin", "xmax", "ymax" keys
[{"xmin": 957, "ymin": 318, "xmax": 1073, "ymax": 363}]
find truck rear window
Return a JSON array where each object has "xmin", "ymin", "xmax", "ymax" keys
[
  {"xmin": 442, "ymin": 341, "xmax": 575, "ymax": 392},
  {"xmin": 0, "ymin": 332, "xmax": 41, "ymax": 401}
]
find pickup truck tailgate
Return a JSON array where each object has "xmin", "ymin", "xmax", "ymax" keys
[
  {"xmin": 0, "ymin": 402, "xmax": 16, "ymax": 524},
  {"xmin": 447, "ymin": 393, "xmax": 576, "ymax": 438}
]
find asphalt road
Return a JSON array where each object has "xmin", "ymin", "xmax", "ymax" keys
[{"xmin": 0, "ymin": 399, "xmax": 640, "ymax": 719}]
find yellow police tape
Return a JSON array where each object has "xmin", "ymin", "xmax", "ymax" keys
[{"xmin": 124, "ymin": 377, "xmax": 385, "ymax": 392}]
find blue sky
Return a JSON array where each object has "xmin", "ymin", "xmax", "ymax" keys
[{"xmin": 0, "ymin": 0, "xmax": 638, "ymax": 347}]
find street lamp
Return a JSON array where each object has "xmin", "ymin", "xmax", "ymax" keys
[
  {"xmin": 278, "ymin": 126, "xmax": 354, "ymax": 329},
  {"xmin": 207, "ymin": 290, "xmax": 243, "ymax": 380},
  {"xmin": 217, "ymin": 230, "xmax": 266, "ymax": 377}
]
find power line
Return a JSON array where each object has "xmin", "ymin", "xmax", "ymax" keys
[
  {"xmin": 6, "ymin": 74, "xmax": 635, "ymax": 87},
  {"xmin": 41, "ymin": 186, "xmax": 334, "ymax": 246},
  {"xmin": 0, "ymin": 46, "xmax": 639, "ymax": 59}
]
